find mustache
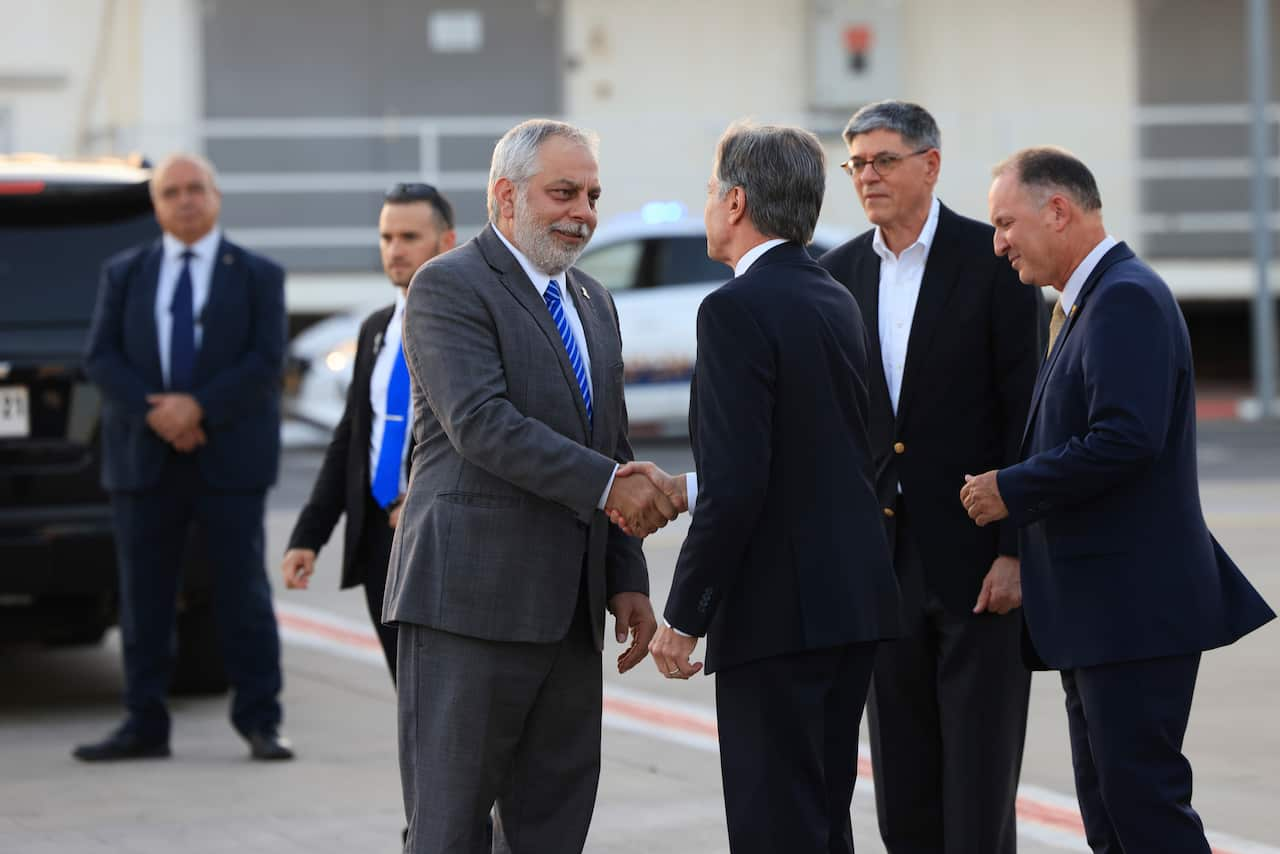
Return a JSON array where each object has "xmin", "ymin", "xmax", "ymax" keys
[{"xmin": 549, "ymin": 220, "xmax": 592, "ymax": 239}]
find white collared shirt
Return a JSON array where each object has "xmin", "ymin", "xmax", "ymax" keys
[
  {"xmin": 493, "ymin": 225, "xmax": 612, "ymax": 507},
  {"xmin": 369, "ymin": 291, "xmax": 414, "ymax": 497},
  {"xmin": 1059, "ymin": 235, "xmax": 1119, "ymax": 318},
  {"xmin": 155, "ymin": 227, "xmax": 222, "ymax": 388},
  {"xmin": 872, "ymin": 196, "xmax": 940, "ymax": 415},
  {"xmin": 734, "ymin": 238, "xmax": 789, "ymax": 277}
]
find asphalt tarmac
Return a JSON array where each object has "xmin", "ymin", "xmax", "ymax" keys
[{"xmin": 3, "ymin": 423, "xmax": 1277, "ymax": 853}]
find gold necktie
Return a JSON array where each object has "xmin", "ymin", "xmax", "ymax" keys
[{"xmin": 1046, "ymin": 301, "xmax": 1067, "ymax": 360}]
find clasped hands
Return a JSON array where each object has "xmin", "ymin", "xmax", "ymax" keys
[
  {"xmin": 145, "ymin": 393, "xmax": 206, "ymax": 453},
  {"xmin": 604, "ymin": 461, "xmax": 688, "ymax": 537}
]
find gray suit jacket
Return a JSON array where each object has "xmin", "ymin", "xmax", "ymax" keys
[{"xmin": 383, "ymin": 224, "xmax": 648, "ymax": 647}]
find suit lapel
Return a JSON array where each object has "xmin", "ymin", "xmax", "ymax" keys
[
  {"xmin": 479, "ymin": 227, "xmax": 592, "ymax": 438},
  {"xmin": 194, "ymin": 240, "xmax": 235, "ymax": 382},
  {"xmin": 359, "ymin": 304, "xmax": 395, "ymax": 482},
  {"xmin": 138, "ymin": 242, "xmax": 164, "ymax": 388},
  {"xmin": 564, "ymin": 269, "xmax": 612, "ymax": 449},
  {"xmin": 1019, "ymin": 243, "xmax": 1134, "ymax": 451},
  {"xmin": 848, "ymin": 245, "xmax": 893, "ymax": 418},
  {"xmin": 895, "ymin": 207, "xmax": 960, "ymax": 428}
]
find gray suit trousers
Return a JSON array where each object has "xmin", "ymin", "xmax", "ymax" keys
[{"xmin": 398, "ymin": 603, "xmax": 602, "ymax": 854}]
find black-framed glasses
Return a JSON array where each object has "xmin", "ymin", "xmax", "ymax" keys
[{"xmin": 840, "ymin": 148, "xmax": 932, "ymax": 178}]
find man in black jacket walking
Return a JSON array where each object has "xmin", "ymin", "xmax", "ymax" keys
[{"xmin": 281, "ymin": 183, "xmax": 456, "ymax": 678}]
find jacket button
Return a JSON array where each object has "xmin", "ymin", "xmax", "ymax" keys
[
  {"xmin": 893, "ymin": 442, "xmax": 906, "ymax": 454},
  {"xmin": 883, "ymin": 507, "xmax": 895, "ymax": 518}
]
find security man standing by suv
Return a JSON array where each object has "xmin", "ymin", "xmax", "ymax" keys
[
  {"xmin": 280, "ymin": 183, "xmax": 456, "ymax": 679},
  {"xmin": 77, "ymin": 153, "xmax": 293, "ymax": 762}
]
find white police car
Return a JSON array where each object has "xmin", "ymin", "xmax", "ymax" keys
[{"xmin": 285, "ymin": 203, "xmax": 844, "ymax": 437}]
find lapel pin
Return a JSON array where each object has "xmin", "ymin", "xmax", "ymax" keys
[
  {"xmin": 580, "ymin": 285, "xmax": 590, "ymax": 300},
  {"xmin": 1070, "ymin": 305, "xmax": 1079, "ymax": 316},
  {"xmin": 222, "ymin": 253, "xmax": 234, "ymax": 265}
]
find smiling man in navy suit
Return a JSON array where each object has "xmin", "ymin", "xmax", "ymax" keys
[
  {"xmin": 962, "ymin": 147, "xmax": 1274, "ymax": 853},
  {"xmin": 79, "ymin": 154, "xmax": 291, "ymax": 762}
]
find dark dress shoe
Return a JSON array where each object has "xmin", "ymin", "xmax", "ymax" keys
[
  {"xmin": 73, "ymin": 730, "xmax": 170, "ymax": 762},
  {"xmin": 247, "ymin": 730, "xmax": 295, "ymax": 761}
]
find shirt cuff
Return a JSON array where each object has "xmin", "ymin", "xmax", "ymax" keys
[
  {"xmin": 664, "ymin": 618, "xmax": 694, "ymax": 638},
  {"xmin": 686, "ymin": 472, "xmax": 698, "ymax": 515},
  {"xmin": 597, "ymin": 464, "xmax": 619, "ymax": 510}
]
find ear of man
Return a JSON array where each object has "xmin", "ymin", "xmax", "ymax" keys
[
  {"xmin": 727, "ymin": 186, "xmax": 748, "ymax": 227},
  {"xmin": 495, "ymin": 177, "xmax": 517, "ymax": 220}
]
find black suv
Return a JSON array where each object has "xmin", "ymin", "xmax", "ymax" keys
[{"xmin": 0, "ymin": 155, "xmax": 224, "ymax": 693}]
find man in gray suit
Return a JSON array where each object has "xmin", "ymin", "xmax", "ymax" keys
[{"xmin": 384, "ymin": 119, "xmax": 676, "ymax": 853}]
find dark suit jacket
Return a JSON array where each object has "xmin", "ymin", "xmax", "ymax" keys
[
  {"xmin": 998, "ymin": 242, "xmax": 1274, "ymax": 669},
  {"xmin": 665, "ymin": 242, "xmax": 901, "ymax": 674},
  {"xmin": 287, "ymin": 303, "xmax": 414, "ymax": 589},
  {"xmin": 383, "ymin": 225, "xmax": 647, "ymax": 648},
  {"xmin": 819, "ymin": 204, "xmax": 1044, "ymax": 613},
  {"xmin": 85, "ymin": 235, "xmax": 286, "ymax": 492}
]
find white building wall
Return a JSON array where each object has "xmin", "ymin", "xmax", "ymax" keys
[
  {"xmin": 564, "ymin": 0, "xmax": 1137, "ymax": 245},
  {"xmin": 0, "ymin": 0, "xmax": 199, "ymax": 159},
  {"xmin": 900, "ymin": 0, "xmax": 1138, "ymax": 244}
]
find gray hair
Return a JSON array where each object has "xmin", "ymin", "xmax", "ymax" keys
[
  {"xmin": 150, "ymin": 153, "xmax": 220, "ymax": 193},
  {"xmin": 842, "ymin": 100, "xmax": 941, "ymax": 151},
  {"xmin": 487, "ymin": 119, "xmax": 600, "ymax": 222},
  {"xmin": 992, "ymin": 146, "xmax": 1103, "ymax": 211},
  {"xmin": 714, "ymin": 121, "xmax": 826, "ymax": 245}
]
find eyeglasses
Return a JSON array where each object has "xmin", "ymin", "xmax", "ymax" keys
[{"xmin": 840, "ymin": 148, "xmax": 932, "ymax": 178}]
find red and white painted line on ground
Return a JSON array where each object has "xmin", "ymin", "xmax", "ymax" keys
[{"xmin": 276, "ymin": 601, "xmax": 1278, "ymax": 854}]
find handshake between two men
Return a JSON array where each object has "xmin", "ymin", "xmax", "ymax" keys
[{"xmin": 603, "ymin": 461, "xmax": 689, "ymax": 537}]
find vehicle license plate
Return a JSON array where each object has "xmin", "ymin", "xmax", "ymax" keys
[{"xmin": 0, "ymin": 385, "xmax": 31, "ymax": 438}]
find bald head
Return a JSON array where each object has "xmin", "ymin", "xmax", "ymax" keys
[{"xmin": 151, "ymin": 154, "xmax": 222, "ymax": 245}]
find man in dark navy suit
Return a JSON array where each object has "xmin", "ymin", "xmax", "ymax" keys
[
  {"xmin": 963, "ymin": 146, "xmax": 1275, "ymax": 853},
  {"xmin": 281, "ymin": 183, "xmax": 456, "ymax": 679},
  {"xmin": 637, "ymin": 122, "xmax": 901, "ymax": 854},
  {"xmin": 78, "ymin": 154, "xmax": 292, "ymax": 762}
]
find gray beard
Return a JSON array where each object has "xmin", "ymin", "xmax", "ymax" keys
[{"xmin": 513, "ymin": 191, "xmax": 592, "ymax": 276}]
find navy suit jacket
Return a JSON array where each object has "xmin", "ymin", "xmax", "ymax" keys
[
  {"xmin": 998, "ymin": 242, "xmax": 1273, "ymax": 669},
  {"xmin": 85, "ymin": 235, "xmax": 287, "ymax": 492},
  {"xmin": 665, "ymin": 242, "xmax": 901, "ymax": 674}
]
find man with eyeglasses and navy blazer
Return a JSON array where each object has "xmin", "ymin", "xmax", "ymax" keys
[
  {"xmin": 282, "ymin": 183, "xmax": 457, "ymax": 679},
  {"xmin": 79, "ymin": 154, "xmax": 292, "ymax": 762}
]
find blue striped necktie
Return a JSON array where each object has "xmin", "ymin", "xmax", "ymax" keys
[
  {"xmin": 168, "ymin": 249, "xmax": 196, "ymax": 391},
  {"xmin": 371, "ymin": 343, "xmax": 410, "ymax": 508},
  {"xmin": 544, "ymin": 279, "xmax": 592, "ymax": 425}
]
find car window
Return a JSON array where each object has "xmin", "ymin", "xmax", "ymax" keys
[
  {"xmin": 576, "ymin": 239, "xmax": 645, "ymax": 292},
  {"xmin": 0, "ymin": 189, "xmax": 157, "ymax": 329},
  {"xmin": 653, "ymin": 236, "xmax": 730, "ymax": 287}
]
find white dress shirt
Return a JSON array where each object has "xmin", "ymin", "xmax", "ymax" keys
[
  {"xmin": 369, "ymin": 291, "xmax": 414, "ymax": 497},
  {"xmin": 492, "ymin": 226, "xmax": 613, "ymax": 507},
  {"xmin": 1058, "ymin": 235, "xmax": 1119, "ymax": 318},
  {"xmin": 873, "ymin": 196, "xmax": 940, "ymax": 415},
  {"xmin": 155, "ymin": 227, "xmax": 222, "ymax": 388}
]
